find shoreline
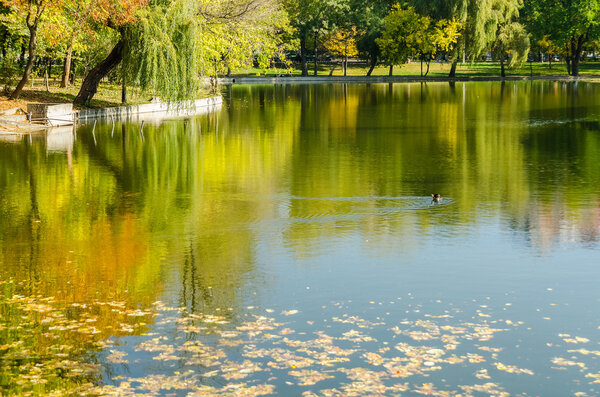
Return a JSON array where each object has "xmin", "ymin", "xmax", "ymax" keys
[
  {"xmin": 219, "ymin": 74, "xmax": 600, "ymax": 85},
  {"xmin": 0, "ymin": 96, "xmax": 222, "ymax": 135}
]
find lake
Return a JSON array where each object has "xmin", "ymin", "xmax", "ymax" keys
[{"xmin": 1, "ymin": 81, "xmax": 600, "ymax": 396}]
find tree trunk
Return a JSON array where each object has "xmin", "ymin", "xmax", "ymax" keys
[
  {"xmin": 425, "ymin": 60, "xmax": 430, "ymax": 77},
  {"xmin": 500, "ymin": 56, "xmax": 505, "ymax": 78},
  {"xmin": 10, "ymin": 24, "xmax": 38, "ymax": 100},
  {"xmin": 572, "ymin": 57, "xmax": 580, "ymax": 76},
  {"xmin": 300, "ymin": 35, "xmax": 308, "ymax": 77},
  {"xmin": 571, "ymin": 34, "xmax": 587, "ymax": 77},
  {"xmin": 420, "ymin": 54, "xmax": 423, "ymax": 77},
  {"xmin": 70, "ymin": 58, "xmax": 76, "ymax": 85},
  {"xmin": 366, "ymin": 53, "xmax": 377, "ymax": 76},
  {"xmin": 44, "ymin": 59, "xmax": 49, "ymax": 91},
  {"xmin": 61, "ymin": 39, "xmax": 73, "ymax": 87},
  {"xmin": 344, "ymin": 50, "xmax": 347, "ymax": 77},
  {"xmin": 449, "ymin": 58, "xmax": 458, "ymax": 78},
  {"xmin": 74, "ymin": 38, "xmax": 124, "ymax": 105},
  {"xmin": 1, "ymin": 30, "xmax": 8, "ymax": 59},
  {"xmin": 388, "ymin": 64, "xmax": 393, "ymax": 76},
  {"xmin": 566, "ymin": 55, "xmax": 571, "ymax": 75},
  {"xmin": 19, "ymin": 41, "xmax": 26, "ymax": 68},
  {"xmin": 314, "ymin": 31, "xmax": 318, "ymax": 76},
  {"xmin": 121, "ymin": 75, "xmax": 127, "ymax": 104}
]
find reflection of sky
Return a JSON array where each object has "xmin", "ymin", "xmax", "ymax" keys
[
  {"xmin": 106, "ymin": 81, "xmax": 600, "ymax": 394},
  {"xmin": 150, "ymin": 202, "xmax": 600, "ymax": 396}
]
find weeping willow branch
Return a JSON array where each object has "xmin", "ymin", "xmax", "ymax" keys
[{"xmin": 123, "ymin": 0, "xmax": 199, "ymax": 102}]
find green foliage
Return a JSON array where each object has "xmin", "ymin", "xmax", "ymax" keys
[
  {"xmin": 376, "ymin": 5, "xmax": 424, "ymax": 66},
  {"xmin": 376, "ymin": 5, "xmax": 461, "ymax": 68},
  {"xmin": 489, "ymin": 0, "xmax": 530, "ymax": 69},
  {"xmin": 0, "ymin": 58, "xmax": 19, "ymax": 94},
  {"xmin": 324, "ymin": 26, "xmax": 359, "ymax": 58},
  {"xmin": 523, "ymin": 0, "xmax": 600, "ymax": 47},
  {"xmin": 349, "ymin": 0, "xmax": 390, "ymax": 64},
  {"xmin": 523, "ymin": 0, "xmax": 600, "ymax": 74},
  {"xmin": 122, "ymin": 0, "xmax": 198, "ymax": 102},
  {"xmin": 493, "ymin": 22, "xmax": 530, "ymax": 67},
  {"xmin": 197, "ymin": 0, "xmax": 291, "ymax": 78},
  {"xmin": 282, "ymin": 0, "xmax": 350, "ymax": 75},
  {"xmin": 283, "ymin": 0, "xmax": 349, "ymax": 36}
]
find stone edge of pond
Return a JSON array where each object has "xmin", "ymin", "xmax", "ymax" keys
[
  {"xmin": 219, "ymin": 75, "xmax": 600, "ymax": 85},
  {"xmin": 0, "ymin": 96, "xmax": 223, "ymax": 135},
  {"xmin": 77, "ymin": 96, "xmax": 223, "ymax": 123}
]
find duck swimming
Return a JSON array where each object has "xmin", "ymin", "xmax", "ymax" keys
[{"xmin": 431, "ymin": 194, "xmax": 442, "ymax": 203}]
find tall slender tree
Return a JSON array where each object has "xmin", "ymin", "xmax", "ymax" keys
[
  {"xmin": 2, "ymin": 0, "xmax": 53, "ymax": 99},
  {"xmin": 411, "ymin": 0, "xmax": 527, "ymax": 77},
  {"xmin": 350, "ymin": 0, "xmax": 392, "ymax": 76},
  {"xmin": 282, "ymin": 0, "xmax": 349, "ymax": 76}
]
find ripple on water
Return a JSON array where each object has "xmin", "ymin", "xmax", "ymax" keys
[{"xmin": 284, "ymin": 196, "xmax": 454, "ymax": 222}]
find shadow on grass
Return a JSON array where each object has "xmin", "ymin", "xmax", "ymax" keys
[{"xmin": 16, "ymin": 89, "xmax": 123, "ymax": 109}]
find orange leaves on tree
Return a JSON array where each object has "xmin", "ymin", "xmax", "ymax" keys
[{"xmin": 86, "ymin": 0, "xmax": 149, "ymax": 26}]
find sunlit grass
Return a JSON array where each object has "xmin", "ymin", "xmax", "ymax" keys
[
  {"xmin": 0, "ymin": 80, "xmax": 210, "ymax": 112},
  {"xmin": 232, "ymin": 61, "xmax": 600, "ymax": 78}
]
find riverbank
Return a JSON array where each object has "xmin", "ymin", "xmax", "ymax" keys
[
  {"xmin": 0, "ymin": 81, "xmax": 219, "ymax": 134},
  {"xmin": 220, "ymin": 73, "xmax": 600, "ymax": 85},
  {"xmin": 0, "ymin": 82, "xmax": 152, "ymax": 113},
  {"xmin": 232, "ymin": 60, "xmax": 600, "ymax": 78}
]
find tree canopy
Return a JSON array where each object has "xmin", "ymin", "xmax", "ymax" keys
[{"xmin": 3, "ymin": 0, "xmax": 600, "ymax": 103}]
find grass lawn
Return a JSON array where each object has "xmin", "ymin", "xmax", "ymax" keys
[
  {"xmin": 231, "ymin": 60, "xmax": 600, "ymax": 78},
  {"xmin": 0, "ymin": 80, "xmax": 152, "ymax": 113},
  {"xmin": 3, "ymin": 62, "xmax": 597, "ymax": 114}
]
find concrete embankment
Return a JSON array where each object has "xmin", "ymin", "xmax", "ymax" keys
[
  {"xmin": 0, "ymin": 96, "xmax": 222, "ymax": 135},
  {"xmin": 77, "ymin": 96, "xmax": 223, "ymax": 122}
]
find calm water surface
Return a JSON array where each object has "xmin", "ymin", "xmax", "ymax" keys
[{"xmin": 1, "ymin": 82, "xmax": 600, "ymax": 396}]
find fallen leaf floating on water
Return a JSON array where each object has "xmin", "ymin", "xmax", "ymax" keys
[
  {"xmin": 551, "ymin": 357, "xmax": 587, "ymax": 369},
  {"xmin": 475, "ymin": 368, "xmax": 491, "ymax": 379},
  {"xmin": 288, "ymin": 369, "xmax": 334, "ymax": 385},
  {"xmin": 106, "ymin": 350, "xmax": 129, "ymax": 364},
  {"xmin": 493, "ymin": 362, "xmax": 534, "ymax": 375},
  {"xmin": 562, "ymin": 336, "xmax": 590, "ymax": 344},
  {"xmin": 4, "ymin": 281, "xmax": 600, "ymax": 396}
]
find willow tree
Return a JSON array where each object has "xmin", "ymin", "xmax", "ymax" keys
[
  {"xmin": 121, "ymin": 0, "xmax": 198, "ymax": 102},
  {"xmin": 492, "ymin": 24, "xmax": 530, "ymax": 77},
  {"xmin": 485, "ymin": 0, "xmax": 530, "ymax": 77},
  {"xmin": 411, "ymin": 0, "xmax": 527, "ymax": 77}
]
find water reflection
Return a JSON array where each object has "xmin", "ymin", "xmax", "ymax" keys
[
  {"xmin": 1, "ymin": 81, "xmax": 600, "ymax": 395},
  {"xmin": 1, "ymin": 82, "xmax": 600, "ymax": 295}
]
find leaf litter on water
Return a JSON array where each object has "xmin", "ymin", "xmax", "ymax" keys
[{"xmin": 3, "ymin": 278, "xmax": 600, "ymax": 396}]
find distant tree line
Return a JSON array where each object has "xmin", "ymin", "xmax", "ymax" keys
[{"xmin": 1, "ymin": 0, "xmax": 600, "ymax": 104}]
